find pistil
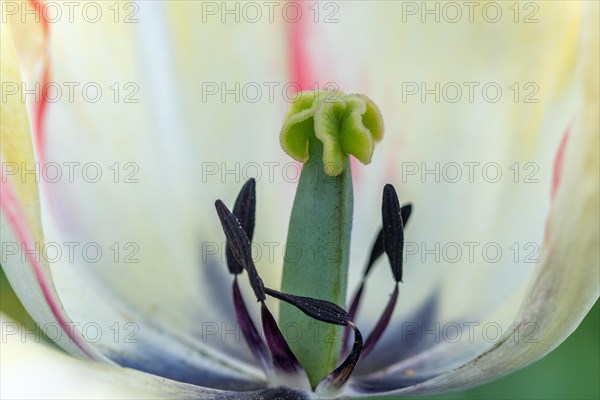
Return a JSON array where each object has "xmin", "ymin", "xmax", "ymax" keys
[
  {"xmin": 210, "ymin": 90, "xmax": 412, "ymax": 394},
  {"xmin": 279, "ymin": 89, "xmax": 384, "ymax": 386}
]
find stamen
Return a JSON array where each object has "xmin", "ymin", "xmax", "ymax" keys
[
  {"xmin": 401, "ymin": 203, "xmax": 412, "ymax": 228},
  {"xmin": 232, "ymin": 276, "xmax": 271, "ymax": 372},
  {"xmin": 216, "ymin": 198, "xmax": 310, "ymax": 387},
  {"xmin": 365, "ymin": 230, "xmax": 385, "ymax": 279},
  {"xmin": 215, "ymin": 181, "xmax": 410, "ymax": 392},
  {"xmin": 265, "ymin": 288, "xmax": 349, "ymax": 326},
  {"xmin": 346, "ymin": 283, "xmax": 364, "ymax": 336},
  {"xmin": 356, "ymin": 184, "xmax": 406, "ymax": 359},
  {"xmin": 343, "ymin": 202, "xmax": 411, "ymax": 354},
  {"xmin": 215, "ymin": 185, "xmax": 273, "ymax": 377},
  {"xmin": 261, "ymin": 302, "xmax": 305, "ymax": 374},
  {"xmin": 360, "ymin": 204, "xmax": 412, "ymax": 286},
  {"xmin": 265, "ymin": 287, "xmax": 364, "ymax": 392},
  {"xmin": 361, "ymin": 283, "xmax": 399, "ymax": 358},
  {"xmin": 316, "ymin": 322, "xmax": 363, "ymax": 396},
  {"xmin": 215, "ymin": 200, "xmax": 265, "ymax": 302},
  {"xmin": 226, "ymin": 179, "xmax": 256, "ymax": 275},
  {"xmin": 382, "ymin": 184, "xmax": 405, "ymax": 282}
]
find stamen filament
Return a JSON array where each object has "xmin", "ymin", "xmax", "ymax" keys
[
  {"xmin": 361, "ymin": 283, "xmax": 399, "ymax": 358},
  {"xmin": 260, "ymin": 302, "xmax": 304, "ymax": 374},
  {"xmin": 232, "ymin": 276, "xmax": 272, "ymax": 373},
  {"xmin": 317, "ymin": 322, "xmax": 363, "ymax": 396}
]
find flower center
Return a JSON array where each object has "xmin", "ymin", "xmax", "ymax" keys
[{"xmin": 213, "ymin": 179, "xmax": 410, "ymax": 396}]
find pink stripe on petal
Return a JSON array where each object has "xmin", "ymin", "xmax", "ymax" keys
[
  {"xmin": 0, "ymin": 176, "xmax": 95, "ymax": 359},
  {"xmin": 28, "ymin": 0, "xmax": 51, "ymax": 164},
  {"xmin": 287, "ymin": 1, "xmax": 314, "ymax": 91},
  {"xmin": 28, "ymin": 0, "xmax": 49, "ymax": 34},
  {"xmin": 34, "ymin": 61, "xmax": 50, "ymax": 163},
  {"xmin": 551, "ymin": 121, "xmax": 573, "ymax": 200}
]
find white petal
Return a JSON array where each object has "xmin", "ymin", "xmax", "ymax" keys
[
  {"xmin": 298, "ymin": 0, "xmax": 586, "ymax": 327},
  {"xmin": 3, "ymin": 5, "xmax": 276, "ymax": 385},
  {"xmin": 1, "ymin": 20, "xmax": 104, "ymax": 362},
  {"xmin": 0, "ymin": 313, "xmax": 312, "ymax": 399},
  {"xmin": 347, "ymin": 2, "xmax": 599, "ymax": 395},
  {"xmin": 289, "ymin": 0, "xmax": 591, "ymax": 338}
]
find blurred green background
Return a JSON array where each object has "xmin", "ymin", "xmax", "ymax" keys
[{"xmin": 1, "ymin": 266, "xmax": 598, "ymax": 399}]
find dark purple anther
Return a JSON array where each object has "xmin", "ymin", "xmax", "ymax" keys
[
  {"xmin": 215, "ymin": 200, "xmax": 265, "ymax": 302},
  {"xmin": 265, "ymin": 288, "xmax": 349, "ymax": 326},
  {"xmin": 226, "ymin": 179, "xmax": 256, "ymax": 275},
  {"xmin": 382, "ymin": 184, "xmax": 405, "ymax": 283}
]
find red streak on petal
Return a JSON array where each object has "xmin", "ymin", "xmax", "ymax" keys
[
  {"xmin": 551, "ymin": 121, "xmax": 573, "ymax": 200},
  {"xmin": 34, "ymin": 64, "xmax": 50, "ymax": 163},
  {"xmin": 28, "ymin": 0, "xmax": 51, "ymax": 165},
  {"xmin": 287, "ymin": 1, "xmax": 313, "ymax": 91},
  {"xmin": 28, "ymin": 0, "xmax": 49, "ymax": 34},
  {"xmin": 544, "ymin": 120, "xmax": 574, "ymax": 245},
  {"xmin": 0, "ymin": 176, "xmax": 95, "ymax": 359}
]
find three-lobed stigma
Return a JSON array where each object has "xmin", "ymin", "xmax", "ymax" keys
[{"xmin": 280, "ymin": 89, "xmax": 384, "ymax": 176}]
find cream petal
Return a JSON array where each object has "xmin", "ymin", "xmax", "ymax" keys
[
  {"xmin": 4, "ymin": 0, "xmax": 293, "ymax": 382},
  {"xmin": 291, "ymin": 0, "xmax": 590, "ymax": 340},
  {"xmin": 346, "ymin": 2, "xmax": 599, "ymax": 395},
  {"xmin": 2, "ymin": 12, "xmax": 267, "ymax": 387},
  {"xmin": 279, "ymin": 0, "xmax": 598, "ymax": 393},
  {"xmin": 0, "ymin": 313, "xmax": 312, "ymax": 399},
  {"xmin": 1, "ymin": 21, "xmax": 104, "ymax": 362}
]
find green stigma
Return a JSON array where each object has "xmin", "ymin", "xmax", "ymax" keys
[{"xmin": 280, "ymin": 89, "xmax": 384, "ymax": 176}]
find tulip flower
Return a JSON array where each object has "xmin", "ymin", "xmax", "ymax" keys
[{"xmin": 1, "ymin": 1, "xmax": 598, "ymax": 398}]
